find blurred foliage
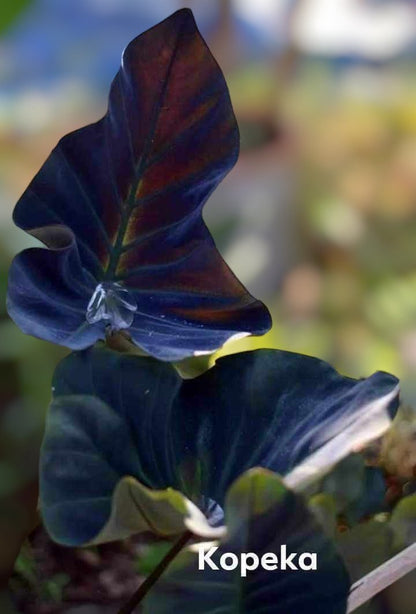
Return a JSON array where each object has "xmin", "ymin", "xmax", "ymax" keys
[
  {"xmin": 134, "ymin": 541, "xmax": 172, "ymax": 576},
  {"xmin": 381, "ymin": 405, "xmax": 416, "ymax": 477},
  {"xmin": 336, "ymin": 520, "xmax": 393, "ymax": 583},
  {"xmin": 0, "ymin": 1, "xmax": 31, "ymax": 35},
  {"xmin": 390, "ymin": 494, "xmax": 416, "ymax": 550},
  {"xmin": 11, "ymin": 541, "xmax": 70, "ymax": 606},
  {"xmin": 219, "ymin": 61, "xmax": 416, "ymax": 433}
]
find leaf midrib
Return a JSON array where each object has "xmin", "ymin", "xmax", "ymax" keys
[{"xmin": 104, "ymin": 20, "xmax": 186, "ymax": 280}]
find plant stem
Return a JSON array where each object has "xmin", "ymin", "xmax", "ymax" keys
[
  {"xmin": 118, "ymin": 531, "xmax": 192, "ymax": 614},
  {"xmin": 105, "ymin": 330, "xmax": 145, "ymax": 355}
]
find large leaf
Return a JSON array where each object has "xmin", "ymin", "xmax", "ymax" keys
[
  {"xmin": 40, "ymin": 395, "xmax": 222, "ymax": 546},
  {"xmin": 143, "ymin": 469, "xmax": 350, "ymax": 614},
  {"xmin": 40, "ymin": 346, "xmax": 399, "ymax": 545},
  {"xmin": 7, "ymin": 9, "xmax": 271, "ymax": 361}
]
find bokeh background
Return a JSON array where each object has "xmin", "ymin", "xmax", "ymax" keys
[{"xmin": 1, "ymin": 1, "xmax": 416, "ymax": 612}]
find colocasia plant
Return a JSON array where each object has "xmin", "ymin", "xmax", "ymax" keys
[{"xmin": 6, "ymin": 9, "xmax": 404, "ymax": 614}]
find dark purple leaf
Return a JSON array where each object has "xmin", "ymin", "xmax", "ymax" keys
[{"xmin": 7, "ymin": 9, "xmax": 271, "ymax": 360}]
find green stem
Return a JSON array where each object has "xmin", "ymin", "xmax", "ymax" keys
[
  {"xmin": 105, "ymin": 330, "xmax": 139, "ymax": 353},
  {"xmin": 118, "ymin": 531, "xmax": 192, "ymax": 614}
]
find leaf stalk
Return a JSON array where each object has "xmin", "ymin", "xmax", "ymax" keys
[{"xmin": 118, "ymin": 531, "xmax": 192, "ymax": 614}]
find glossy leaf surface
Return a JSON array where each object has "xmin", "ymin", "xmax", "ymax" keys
[
  {"xmin": 40, "ymin": 346, "xmax": 399, "ymax": 545},
  {"xmin": 7, "ymin": 9, "xmax": 271, "ymax": 360},
  {"xmin": 143, "ymin": 469, "xmax": 350, "ymax": 614},
  {"xmin": 40, "ymin": 393, "xmax": 222, "ymax": 546}
]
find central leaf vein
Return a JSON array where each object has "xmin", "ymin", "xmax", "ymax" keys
[{"xmin": 104, "ymin": 21, "xmax": 186, "ymax": 280}]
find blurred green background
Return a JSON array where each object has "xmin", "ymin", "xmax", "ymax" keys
[
  {"xmin": 2, "ymin": 0, "xmax": 416, "ymax": 409},
  {"xmin": 1, "ymin": 1, "xmax": 416, "ymax": 612}
]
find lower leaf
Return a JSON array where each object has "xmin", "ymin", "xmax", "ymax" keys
[{"xmin": 142, "ymin": 469, "xmax": 351, "ymax": 614}]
